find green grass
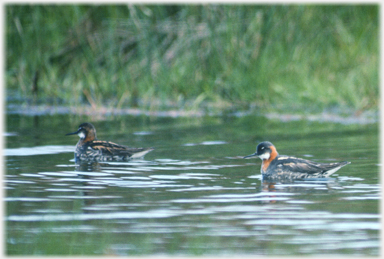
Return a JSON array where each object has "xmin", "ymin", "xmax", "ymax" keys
[{"xmin": 6, "ymin": 4, "xmax": 379, "ymax": 114}]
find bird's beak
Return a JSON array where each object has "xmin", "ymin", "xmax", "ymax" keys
[
  {"xmin": 65, "ymin": 129, "xmax": 80, "ymax": 136},
  {"xmin": 243, "ymin": 152, "xmax": 258, "ymax": 159}
]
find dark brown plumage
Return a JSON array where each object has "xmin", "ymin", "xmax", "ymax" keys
[{"xmin": 66, "ymin": 122, "xmax": 153, "ymax": 162}]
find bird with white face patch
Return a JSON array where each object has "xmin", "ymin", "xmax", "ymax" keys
[
  {"xmin": 66, "ymin": 122, "xmax": 153, "ymax": 163},
  {"xmin": 244, "ymin": 141, "xmax": 350, "ymax": 179}
]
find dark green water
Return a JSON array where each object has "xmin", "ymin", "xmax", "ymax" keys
[{"xmin": 5, "ymin": 113, "xmax": 379, "ymax": 256}]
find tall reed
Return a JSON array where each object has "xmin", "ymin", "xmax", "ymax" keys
[{"xmin": 6, "ymin": 5, "xmax": 379, "ymax": 113}]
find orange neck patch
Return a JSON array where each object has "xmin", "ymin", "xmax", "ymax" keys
[
  {"xmin": 83, "ymin": 130, "xmax": 96, "ymax": 143},
  {"xmin": 261, "ymin": 145, "xmax": 278, "ymax": 172}
]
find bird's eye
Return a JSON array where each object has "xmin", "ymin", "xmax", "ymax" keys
[{"xmin": 261, "ymin": 147, "xmax": 265, "ymax": 150}]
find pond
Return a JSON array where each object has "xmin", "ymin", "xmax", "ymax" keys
[{"xmin": 5, "ymin": 112, "xmax": 380, "ymax": 256}]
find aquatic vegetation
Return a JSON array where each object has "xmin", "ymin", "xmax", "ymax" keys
[{"xmin": 6, "ymin": 5, "xmax": 379, "ymax": 113}]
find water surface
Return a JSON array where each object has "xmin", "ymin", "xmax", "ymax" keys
[{"xmin": 5, "ymin": 114, "xmax": 379, "ymax": 256}]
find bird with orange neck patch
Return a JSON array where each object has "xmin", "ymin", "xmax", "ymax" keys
[
  {"xmin": 66, "ymin": 122, "xmax": 153, "ymax": 163},
  {"xmin": 244, "ymin": 141, "xmax": 350, "ymax": 179}
]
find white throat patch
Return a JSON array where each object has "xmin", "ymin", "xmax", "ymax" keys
[
  {"xmin": 78, "ymin": 132, "xmax": 86, "ymax": 139},
  {"xmin": 259, "ymin": 152, "xmax": 270, "ymax": 160}
]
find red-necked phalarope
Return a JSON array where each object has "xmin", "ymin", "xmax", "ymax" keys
[
  {"xmin": 66, "ymin": 122, "xmax": 153, "ymax": 162},
  {"xmin": 244, "ymin": 141, "xmax": 350, "ymax": 179}
]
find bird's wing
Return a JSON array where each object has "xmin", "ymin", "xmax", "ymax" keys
[
  {"xmin": 274, "ymin": 156, "xmax": 332, "ymax": 175},
  {"xmin": 90, "ymin": 141, "xmax": 151, "ymax": 156}
]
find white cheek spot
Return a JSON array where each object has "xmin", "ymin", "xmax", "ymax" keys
[
  {"xmin": 78, "ymin": 132, "xmax": 85, "ymax": 139},
  {"xmin": 259, "ymin": 153, "xmax": 270, "ymax": 160}
]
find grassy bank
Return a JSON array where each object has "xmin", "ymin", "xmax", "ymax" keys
[{"xmin": 6, "ymin": 5, "xmax": 379, "ymax": 114}]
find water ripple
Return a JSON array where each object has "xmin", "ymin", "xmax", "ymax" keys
[
  {"xmin": 5, "ymin": 145, "xmax": 74, "ymax": 156},
  {"xmin": 7, "ymin": 209, "xmax": 181, "ymax": 222}
]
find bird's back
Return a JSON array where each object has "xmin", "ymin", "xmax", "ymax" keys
[
  {"xmin": 89, "ymin": 140, "xmax": 153, "ymax": 160},
  {"xmin": 266, "ymin": 155, "xmax": 350, "ymax": 178}
]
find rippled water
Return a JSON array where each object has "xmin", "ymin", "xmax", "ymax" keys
[{"xmin": 5, "ymin": 114, "xmax": 379, "ymax": 256}]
